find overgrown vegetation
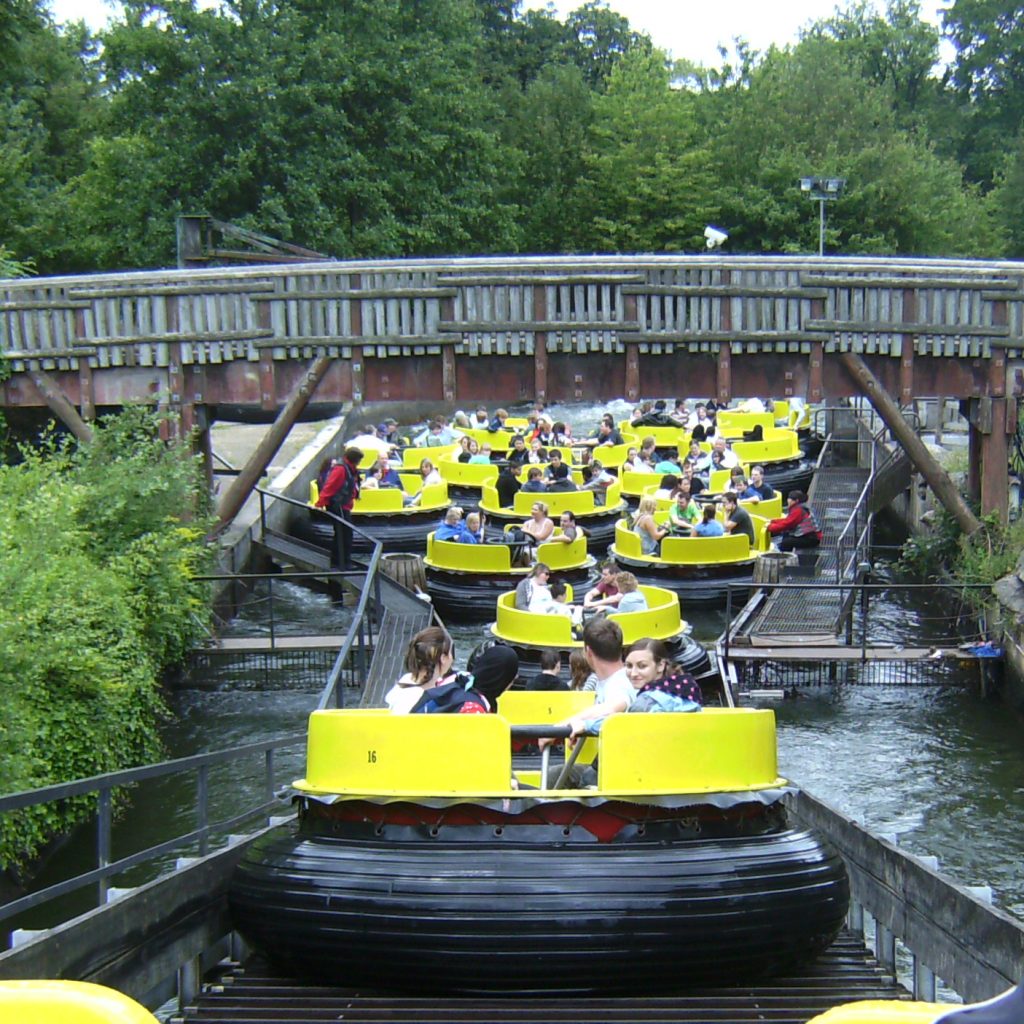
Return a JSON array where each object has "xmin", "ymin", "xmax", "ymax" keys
[
  {"xmin": 0, "ymin": 407, "xmax": 214, "ymax": 869},
  {"xmin": 898, "ymin": 509, "xmax": 1024, "ymax": 607},
  {"xmin": 1, "ymin": 0, "xmax": 1022, "ymax": 270}
]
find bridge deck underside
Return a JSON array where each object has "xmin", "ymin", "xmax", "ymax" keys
[{"xmin": 180, "ymin": 933, "xmax": 908, "ymax": 1024}]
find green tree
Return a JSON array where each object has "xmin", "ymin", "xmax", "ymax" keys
[
  {"xmin": 703, "ymin": 38, "xmax": 1002, "ymax": 256},
  {"xmin": 568, "ymin": 48, "xmax": 715, "ymax": 252},
  {"xmin": 65, "ymin": 0, "xmax": 520, "ymax": 268},
  {"xmin": 944, "ymin": 0, "xmax": 1024, "ymax": 185},
  {"xmin": 565, "ymin": 0, "xmax": 651, "ymax": 89}
]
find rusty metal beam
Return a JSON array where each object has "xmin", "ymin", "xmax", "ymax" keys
[
  {"xmin": 27, "ymin": 370, "xmax": 93, "ymax": 443},
  {"xmin": 840, "ymin": 352, "xmax": 982, "ymax": 537},
  {"xmin": 213, "ymin": 356, "xmax": 333, "ymax": 532}
]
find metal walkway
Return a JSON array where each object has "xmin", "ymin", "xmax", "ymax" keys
[
  {"xmin": 735, "ymin": 465, "xmax": 870, "ymax": 642},
  {"xmin": 176, "ymin": 932, "xmax": 908, "ymax": 1024}
]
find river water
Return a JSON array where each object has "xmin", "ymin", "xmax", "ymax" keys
[{"xmin": 15, "ymin": 402, "xmax": 1024, "ymax": 948}]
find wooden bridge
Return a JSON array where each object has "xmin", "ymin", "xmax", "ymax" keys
[{"xmin": 3, "ymin": 254, "xmax": 1022, "ymax": 515}]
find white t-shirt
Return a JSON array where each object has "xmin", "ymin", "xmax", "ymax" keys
[
  {"xmin": 527, "ymin": 584, "xmax": 554, "ymax": 614},
  {"xmin": 595, "ymin": 667, "xmax": 635, "ymax": 709},
  {"xmin": 422, "ymin": 469, "xmax": 442, "ymax": 487},
  {"xmin": 385, "ymin": 674, "xmax": 426, "ymax": 714}
]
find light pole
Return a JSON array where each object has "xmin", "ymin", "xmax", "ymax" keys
[{"xmin": 799, "ymin": 176, "xmax": 846, "ymax": 256}]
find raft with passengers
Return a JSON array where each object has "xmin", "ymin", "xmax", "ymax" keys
[{"xmin": 230, "ymin": 669, "xmax": 849, "ymax": 993}]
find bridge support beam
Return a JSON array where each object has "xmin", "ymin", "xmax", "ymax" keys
[
  {"xmin": 213, "ymin": 356, "xmax": 333, "ymax": 532},
  {"xmin": 968, "ymin": 397, "xmax": 1011, "ymax": 525},
  {"xmin": 840, "ymin": 352, "xmax": 983, "ymax": 537},
  {"xmin": 28, "ymin": 370, "xmax": 94, "ymax": 443}
]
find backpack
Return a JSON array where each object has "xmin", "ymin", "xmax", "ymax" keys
[
  {"xmin": 327, "ymin": 462, "xmax": 359, "ymax": 512},
  {"xmin": 410, "ymin": 678, "xmax": 487, "ymax": 714}
]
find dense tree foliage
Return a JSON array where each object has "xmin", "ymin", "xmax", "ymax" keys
[
  {"xmin": 2, "ymin": 0, "xmax": 1024, "ymax": 268},
  {"xmin": 0, "ymin": 408, "xmax": 213, "ymax": 868}
]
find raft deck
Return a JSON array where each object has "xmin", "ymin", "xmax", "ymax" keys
[{"xmin": 178, "ymin": 932, "xmax": 908, "ymax": 1023}]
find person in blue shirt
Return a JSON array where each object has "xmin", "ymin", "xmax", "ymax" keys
[
  {"xmin": 654, "ymin": 453, "xmax": 682, "ymax": 475},
  {"xmin": 693, "ymin": 503, "xmax": 725, "ymax": 537},
  {"xmin": 459, "ymin": 511, "xmax": 486, "ymax": 543},
  {"xmin": 374, "ymin": 456, "xmax": 403, "ymax": 489},
  {"xmin": 435, "ymin": 507, "xmax": 466, "ymax": 541},
  {"xmin": 731, "ymin": 474, "xmax": 761, "ymax": 502}
]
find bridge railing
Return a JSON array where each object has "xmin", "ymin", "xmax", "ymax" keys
[{"xmin": 0, "ymin": 734, "xmax": 305, "ymax": 943}]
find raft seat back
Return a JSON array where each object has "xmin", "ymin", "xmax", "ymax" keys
[
  {"xmin": 661, "ymin": 534, "xmax": 751, "ymax": 565},
  {"xmin": 743, "ymin": 494, "xmax": 782, "ymax": 519},
  {"xmin": 537, "ymin": 534, "xmax": 589, "ymax": 570},
  {"xmin": 618, "ymin": 423, "xmax": 684, "ymax": 448},
  {"xmin": 587, "ymin": 443, "xmax": 633, "ymax": 469},
  {"xmin": 715, "ymin": 411, "xmax": 775, "ymax": 435},
  {"xmin": 0, "ymin": 981, "xmax": 159, "ymax": 1024},
  {"xmin": 402, "ymin": 444, "xmax": 457, "ymax": 469},
  {"xmin": 309, "ymin": 480, "xmax": 320, "ymax": 506},
  {"xmin": 620, "ymin": 470, "xmax": 659, "ymax": 496},
  {"xmin": 498, "ymin": 690, "xmax": 595, "ymax": 725},
  {"xmin": 598, "ymin": 708, "xmax": 780, "ymax": 793},
  {"xmin": 418, "ymin": 482, "xmax": 449, "ymax": 508},
  {"xmin": 733, "ymin": 435, "xmax": 801, "ymax": 463},
  {"xmin": 429, "ymin": 534, "xmax": 512, "ymax": 572},
  {"xmin": 610, "ymin": 586, "xmax": 682, "ymax": 644},
  {"xmin": 613, "ymin": 520, "xmax": 645, "ymax": 559},
  {"xmin": 512, "ymin": 488, "xmax": 596, "ymax": 517},
  {"xmin": 749, "ymin": 514, "xmax": 773, "ymax": 552},
  {"xmin": 604, "ymin": 480, "xmax": 623, "ymax": 507},
  {"xmin": 439, "ymin": 459, "xmax": 500, "ymax": 487},
  {"xmin": 301, "ymin": 709, "xmax": 512, "ymax": 795},
  {"xmin": 461, "ymin": 427, "xmax": 513, "ymax": 452},
  {"xmin": 773, "ymin": 400, "xmax": 790, "ymax": 422},
  {"xmin": 398, "ymin": 472, "xmax": 422, "ymax": 492},
  {"xmin": 495, "ymin": 592, "xmax": 575, "ymax": 646},
  {"xmin": 354, "ymin": 488, "xmax": 405, "ymax": 512}
]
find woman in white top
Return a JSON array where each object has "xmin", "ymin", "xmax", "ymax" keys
[
  {"xmin": 385, "ymin": 626, "xmax": 456, "ymax": 713},
  {"xmin": 404, "ymin": 458, "xmax": 442, "ymax": 506},
  {"xmin": 522, "ymin": 500, "xmax": 555, "ymax": 553}
]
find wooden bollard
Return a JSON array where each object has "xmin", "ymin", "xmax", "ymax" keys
[
  {"xmin": 752, "ymin": 550, "xmax": 798, "ymax": 586},
  {"xmin": 380, "ymin": 552, "xmax": 428, "ymax": 595}
]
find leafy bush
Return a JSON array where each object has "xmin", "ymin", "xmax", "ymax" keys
[{"xmin": 0, "ymin": 408, "xmax": 212, "ymax": 868}]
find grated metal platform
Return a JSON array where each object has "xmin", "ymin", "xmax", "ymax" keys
[
  {"xmin": 175, "ymin": 932, "xmax": 909, "ymax": 1024},
  {"xmin": 737, "ymin": 466, "xmax": 870, "ymax": 640}
]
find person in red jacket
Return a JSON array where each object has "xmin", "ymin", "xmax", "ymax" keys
[
  {"xmin": 767, "ymin": 490, "xmax": 822, "ymax": 552},
  {"xmin": 316, "ymin": 446, "xmax": 362, "ymax": 570}
]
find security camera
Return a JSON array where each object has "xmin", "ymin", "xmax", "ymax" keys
[{"xmin": 704, "ymin": 225, "xmax": 728, "ymax": 249}]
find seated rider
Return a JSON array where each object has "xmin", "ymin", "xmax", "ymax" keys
[
  {"xmin": 767, "ymin": 490, "xmax": 822, "ymax": 552},
  {"xmin": 434, "ymin": 506, "xmax": 465, "ymax": 541},
  {"xmin": 386, "ymin": 628, "xmax": 519, "ymax": 714},
  {"xmin": 624, "ymin": 638, "xmax": 703, "ymax": 714},
  {"xmin": 583, "ymin": 561, "xmax": 621, "ymax": 611},
  {"xmin": 515, "ymin": 562, "xmax": 551, "ymax": 610},
  {"xmin": 693, "ymin": 503, "xmax": 725, "ymax": 537},
  {"xmin": 459, "ymin": 511, "xmax": 486, "ymax": 543},
  {"xmin": 633, "ymin": 496, "xmax": 670, "ymax": 554},
  {"xmin": 613, "ymin": 572, "xmax": 648, "ymax": 613}
]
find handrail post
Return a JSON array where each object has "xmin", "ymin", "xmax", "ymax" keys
[
  {"xmin": 724, "ymin": 585, "xmax": 732, "ymax": 668},
  {"xmin": 268, "ymin": 576, "xmax": 276, "ymax": 650},
  {"xmin": 97, "ymin": 787, "xmax": 111, "ymax": 905},
  {"xmin": 265, "ymin": 748, "xmax": 275, "ymax": 809},
  {"xmin": 197, "ymin": 764, "xmax": 209, "ymax": 857}
]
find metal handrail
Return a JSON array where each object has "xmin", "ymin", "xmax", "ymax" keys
[
  {"xmin": 251, "ymin": 485, "xmax": 386, "ymax": 709},
  {"xmin": 0, "ymin": 734, "xmax": 306, "ymax": 927}
]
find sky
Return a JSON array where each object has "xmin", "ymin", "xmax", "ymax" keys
[{"xmin": 49, "ymin": 0, "xmax": 949, "ymax": 69}]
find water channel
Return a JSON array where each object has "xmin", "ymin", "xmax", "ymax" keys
[{"xmin": 13, "ymin": 402, "xmax": 1024, "ymax": 952}]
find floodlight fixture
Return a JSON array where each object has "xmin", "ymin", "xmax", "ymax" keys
[
  {"xmin": 704, "ymin": 225, "xmax": 728, "ymax": 250},
  {"xmin": 799, "ymin": 175, "xmax": 846, "ymax": 255}
]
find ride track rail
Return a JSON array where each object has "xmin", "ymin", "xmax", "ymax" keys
[{"xmin": 174, "ymin": 932, "xmax": 907, "ymax": 1024}]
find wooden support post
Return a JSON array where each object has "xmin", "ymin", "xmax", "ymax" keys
[
  {"xmin": 980, "ymin": 398, "xmax": 1009, "ymax": 524},
  {"xmin": 441, "ymin": 292, "xmax": 456, "ymax": 402},
  {"xmin": 259, "ymin": 351, "xmax": 277, "ymax": 414},
  {"xmin": 350, "ymin": 274, "xmax": 364, "ymax": 403},
  {"xmin": 900, "ymin": 288, "xmax": 916, "ymax": 405},
  {"xmin": 78, "ymin": 362, "xmax": 95, "ymax": 423},
  {"xmin": 213, "ymin": 355, "xmax": 333, "ymax": 532},
  {"xmin": 840, "ymin": 351, "xmax": 982, "ymax": 537},
  {"xmin": 967, "ymin": 411, "xmax": 982, "ymax": 505},
  {"xmin": 533, "ymin": 286, "xmax": 548, "ymax": 401},
  {"xmin": 809, "ymin": 341, "xmax": 824, "ymax": 404},
  {"xmin": 27, "ymin": 369, "xmax": 93, "ymax": 443},
  {"xmin": 623, "ymin": 293, "xmax": 639, "ymax": 402},
  {"xmin": 716, "ymin": 344, "xmax": 731, "ymax": 406}
]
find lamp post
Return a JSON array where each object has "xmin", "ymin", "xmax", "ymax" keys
[{"xmin": 799, "ymin": 176, "xmax": 846, "ymax": 256}]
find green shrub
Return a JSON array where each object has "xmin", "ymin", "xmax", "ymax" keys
[{"xmin": 0, "ymin": 408, "xmax": 212, "ymax": 868}]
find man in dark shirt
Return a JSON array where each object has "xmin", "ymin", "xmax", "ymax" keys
[
  {"xmin": 749, "ymin": 465, "xmax": 776, "ymax": 501},
  {"xmin": 495, "ymin": 461, "xmax": 521, "ymax": 507},
  {"xmin": 507, "ymin": 435, "xmax": 530, "ymax": 466},
  {"xmin": 722, "ymin": 492, "xmax": 756, "ymax": 544},
  {"xmin": 544, "ymin": 450, "xmax": 571, "ymax": 485},
  {"xmin": 520, "ymin": 467, "xmax": 547, "ymax": 493}
]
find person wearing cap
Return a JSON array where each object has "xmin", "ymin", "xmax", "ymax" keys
[{"xmin": 315, "ymin": 446, "xmax": 362, "ymax": 570}]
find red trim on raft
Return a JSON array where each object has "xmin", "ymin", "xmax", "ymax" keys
[{"xmin": 305, "ymin": 798, "xmax": 777, "ymax": 843}]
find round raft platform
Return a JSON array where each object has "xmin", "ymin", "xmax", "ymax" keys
[
  {"xmin": 423, "ymin": 531, "xmax": 597, "ymax": 622},
  {"xmin": 609, "ymin": 516, "xmax": 770, "ymax": 608},
  {"xmin": 487, "ymin": 583, "xmax": 714, "ymax": 692},
  {"xmin": 230, "ymin": 706, "xmax": 850, "ymax": 994}
]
